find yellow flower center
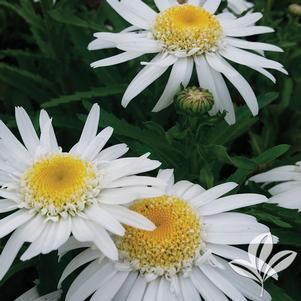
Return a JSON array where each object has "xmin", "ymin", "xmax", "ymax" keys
[
  {"xmin": 21, "ymin": 154, "xmax": 98, "ymax": 217},
  {"xmin": 153, "ymin": 4, "xmax": 222, "ymax": 53},
  {"xmin": 118, "ymin": 195, "xmax": 202, "ymax": 276}
]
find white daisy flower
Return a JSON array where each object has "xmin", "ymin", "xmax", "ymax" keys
[
  {"xmin": 15, "ymin": 285, "xmax": 62, "ymax": 301},
  {"xmin": 0, "ymin": 104, "xmax": 162, "ymax": 280},
  {"xmin": 89, "ymin": 0, "xmax": 286, "ymax": 124},
  {"xmin": 250, "ymin": 162, "xmax": 301, "ymax": 211},
  {"xmin": 60, "ymin": 169, "xmax": 273, "ymax": 301}
]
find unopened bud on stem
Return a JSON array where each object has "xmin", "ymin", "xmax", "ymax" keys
[{"xmin": 175, "ymin": 87, "xmax": 214, "ymax": 114}]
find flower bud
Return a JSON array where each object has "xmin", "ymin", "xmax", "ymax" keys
[
  {"xmin": 288, "ymin": 4, "xmax": 301, "ymax": 16},
  {"xmin": 175, "ymin": 87, "xmax": 214, "ymax": 114}
]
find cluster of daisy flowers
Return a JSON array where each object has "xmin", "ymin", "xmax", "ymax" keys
[{"xmin": 1, "ymin": 0, "xmax": 300, "ymax": 300}]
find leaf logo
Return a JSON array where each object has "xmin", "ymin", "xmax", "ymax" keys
[{"xmin": 229, "ymin": 233, "xmax": 297, "ymax": 297}]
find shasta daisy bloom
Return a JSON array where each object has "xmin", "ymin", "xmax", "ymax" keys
[
  {"xmin": 250, "ymin": 162, "xmax": 301, "ymax": 211},
  {"xmin": 60, "ymin": 169, "xmax": 273, "ymax": 301},
  {"xmin": 16, "ymin": 285, "xmax": 62, "ymax": 301},
  {"xmin": 89, "ymin": 0, "xmax": 286, "ymax": 124},
  {"xmin": 0, "ymin": 104, "xmax": 162, "ymax": 280}
]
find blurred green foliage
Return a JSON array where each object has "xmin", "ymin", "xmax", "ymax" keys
[{"xmin": 0, "ymin": 0, "xmax": 300, "ymax": 300}]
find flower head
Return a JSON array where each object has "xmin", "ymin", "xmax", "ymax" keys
[
  {"xmin": 89, "ymin": 0, "xmax": 286, "ymax": 124},
  {"xmin": 250, "ymin": 162, "xmax": 301, "ymax": 211},
  {"xmin": 0, "ymin": 104, "xmax": 162, "ymax": 280},
  {"xmin": 176, "ymin": 86, "xmax": 214, "ymax": 114},
  {"xmin": 60, "ymin": 169, "xmax": 273, "ymax": 301}
]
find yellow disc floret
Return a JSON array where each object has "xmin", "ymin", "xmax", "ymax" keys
[
  {"xmin": 118, "ymin": 195, "xmax": 202, "ymax": 276},
  {"xmin": 21, "ymin": 154, "xmax": 99, "ymax": 218},
  {"xmin": 153, "ymin": 4, "xmax": 223, "ymax": 53}
]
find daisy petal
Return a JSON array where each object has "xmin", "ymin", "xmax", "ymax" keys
[
  {"xmin": 15, "ymin": 107, "xmax": 39, "ymax": 156},
  {"xmin": 202, "ymin": 0, "xmax": 221, "ymax": 14}
]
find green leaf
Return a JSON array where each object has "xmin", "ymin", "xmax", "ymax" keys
[
  {"xmin": 41, "ymin": 85, "xmax": 126, "ymax": 108},
  {"xmin": 266, "ymin": 282, "xmax": 295, "ymax": 301},
  {"xmin": 254, "ymin": 144, "xmax": 290, "ymax": 165},
  {"xmin": 99, "ymin": 110, "xmax": 184, "ymax": 167},
  {"xmin": 207, "ymin": 92, "xmax": 279, "ymax": 145}
]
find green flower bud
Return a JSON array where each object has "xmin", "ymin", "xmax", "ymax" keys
[
  {"xmin": 288, "ymin": 4, "xmax": 301, "ymax": 16},
  {"xmin": 175, "ymin": 87, "xmax": 214, "ymax": 115}
]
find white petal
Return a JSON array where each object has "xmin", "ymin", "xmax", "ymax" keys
[
  {"xmin": 206, "ymin": 54, "xmax": 258, "ymax": 116},
  {"xmin": 59, "ymin": 249, "xmax": 101, "ymax": 287},
  {"xmin": 200, "ymin": 264, "xmax": 248, "ymax": 301},
  {"xmin": 252, "ymin": 67, "xmax": 276, "ymax": 83},
  {"xmin": 99, "ymin": 186, "xmax": 162, "ymax": 205},
  {"xmin": 117, "ymin": 38, "xmax": 162, "ymax": 54},
  {"xmin": 81, "ymin": 127, "xmax": 113, "ymax": 160},
  {"xmin": 218, "ymin": 257, "xmax": 271, "ymax": 301},
  {"xmin": 51, "ymin": 217, "xmax": 72, "ymax": 250},
  {"xmin": 88, "ymin": 38, "xmax": 115, "ymax": 51},
  {"xmin": 97, "ymin": 143, "xmax": 129, "ymax": 161},
  {"xmin": 168, "ymin": 180, "xmax": 194, "ymax": 198},
  {"xmin": 0, "ymin": 199, "xmax": 18, "ymax": 213},
  {"xmin": 182, "ymin": 57, "xmax": 194, "ymax": 87},
  {"xmin": 207, "ymin": 243, "xmax": 250, "ymax": 261},
  {"xmin": 225, "ymin": 26, "xmax": 274, "ymax": 37},
  {"xmin": 91, "ymin": 52, "xmax": 143, "ymax": 68},
  {"xmin": 121, "ymin": 0, "xmax": 157, "ymax": 23},
  {"xmin": 225, "ymin": 37, "xmax": 283, "ymax": 53},
  {"xmin": 154, "ymin": 0, "xmax": 172, "ymax": 11},
  {"xmin": 15, "ymin": 286, "xmax": 39, "ymax": 301},
  {"xmin": 182, "ymin": 184, "xmax": 205, "ymax": 201},
  {"xmin": 202, "ymin": 0, "xmax": 221, "ymax": 13},
  {"xmin": 220, "ymin": 46, "xmax": 285, "ymax": 72},
  {"xmin": 250, "ymin": 167, "xmax": 301, "ymax": 183},
  {"xmin": 269, "ymin": 181, "xmax": 300, "ymax": 195},
  {"xmin": 195, "ymin": 55, "xmax": 235, "ymax": 123},
  {"xmin": 39, "ymin": 110, "xmax": 59, "ymax": 151},
  {"xmin": 0, "ymin": 210, "xmax": 33, "ymax": 239},
  {"xmin": 0, "ymin": 119, "xmax": 30, "ymax": 162},
  {"xmin": 157, "ymin": 169, "xmax": 174, "ymax": 192},
  {"xmin": 107, "ymin": 0, "xmax": 152, "ymax": 29},
  {"xmin": 121, "ymin": 54, "xmax": 176, "ymax": 108},
  {"xmin": 180, "ymin": 277, "xmax": 201, "ymax": 301},
  {"xmin": 15, "ymin": 107, "xmax": 39, "ymax": 155},
  {"xmin": 90, "ymin": 271, "xmax": 129, "ymax": 301},
  {"xmin": 211, "ymin": 69, "xmax": 236, "ymax": 124},
  {"xmin": 102, "ymin": 204, "xmax": 156, "ymax": 231},
  {"xmin": 58, "ymin": 237, "xmax": 92, "ymax": 259},
  {"xmin": 105, "ymin": 175, "xmax": 165, "ymax": 189},
  {"xmin": 198, "ymin": 193, "xmax": 267, "ymax": 215},
  {"xmin": 71, "ymin": 104, "xmax": 100, "ymax": 155},
  {"xmin": 190, "ymin": 182, "xmax": 238, "ymax": 208},
  {"xmin": 127, "ymin": 276, "xmax": 147, "ymax": 301},
  {"xmin": 152, "ymin": 58, "xmax": 188, "ymax": 112},
  {"xmin": 89, "ymin": 222, "xmax": 119, "ymax": 260},
  {"xmin": 67, "ymin": 261, "xmax": 116, "ymax": 301},
  {"xmin": 112, "ymin": 272, "xmax": 138, "ymax": 301},
  {"xmin": 85, "ymin": 205, "xmax": 125, "ymax": 236},
  {"xmin": 190, "ymin": 268, "xmax": 228, "ymax": 301},
  {"xmin": 72, "ymin": 217, "xmax": 95, "ymax": 242},
  {"xmin": 269, "ymin": 188, "xmax": 301, "ymax": 211},
  {"xmin": 157, "ymin": 277, "xmax": 177, "ymax": 301},
  {"xmin": 21, "ymin": 230, "xmax": 48, "ymax": 261},
  {"xmin": 143, "ymin": 279, "xmax": 160, "ymax": 301},
  {"xmin": 0, "ymin": 228, "xmax": 24, "ymax": 280},
  {"xmin": 222, "ymin": 13, "xmax": 262, "ymax": 29}
]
